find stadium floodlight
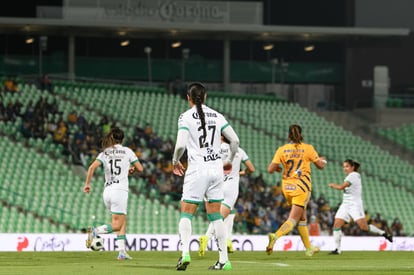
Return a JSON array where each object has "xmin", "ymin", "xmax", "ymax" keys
[
  {"xmin": 25, "ymin": 37, "xmax": 34, "ymax": 44},
  {"xmin": 304, "ymin": 43, "xmax": 315, "ymax": 52},
  {"xmin": 171, "ymin": 41, "xmax": 182, "ymax": 48},
  {"xmin": 263, "ymin": 43, "xmax": 274, "ymax": 51},
  {"xmin": 120, "ymin": 40, "xmax": 130, "ymax": 47}
]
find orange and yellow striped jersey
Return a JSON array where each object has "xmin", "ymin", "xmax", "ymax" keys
[{"xmin": 271, "ymin": 142, "xmax": 320, "ymax": 191}]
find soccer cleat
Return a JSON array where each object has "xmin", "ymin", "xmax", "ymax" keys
[
  {"xmin": 85, "ymin": 226, "xmax": 96, "ymax": 248},
  {"xmin": 329, "ymin": 249, "xmax": 341, "ymax": 255},
  {"xmin": 117, "ymin": 251, "xmax": 133, "ymax": 260},
  {"xmin": 227, "ymin": 238, "xmax": 234, "ymax": 253},
  {"xmin": 176, "ymin": 255, "xmax": 191, "ymax": 271},
  {"xmin": 382, "ymin": 232, "xmax": 393, "ymax": 242},
  {"xmin": 199, "ymin": 235, "xmax": 208, "ymax": 257},
  {"xmin": 305, "ymin": 246, "xmax": 320, "ymax": 257},
  {"xmin": 266, "ymin": 233, "xmax": 276, "ymax": 255},
  {"xmin": 208, "ymin": 261, "xmax": 232, "ymax": 271}
]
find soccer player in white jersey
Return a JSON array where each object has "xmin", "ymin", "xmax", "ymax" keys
[
  {"xmin": 328, "ymin": 159, "xmax": 393, "ymax": 254},
  {"xmin": 199, "ymin": 135, "xmax": 255, "ymax": 256},
  {"xmin": 83, "ymin": 127, "xmax": 143, "ymax": 260},
  {"xmin": 172, "ymin": 82, "xmax": 239, "ymax": 271}
]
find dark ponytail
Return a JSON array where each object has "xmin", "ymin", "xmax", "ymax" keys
[
  {"xmin": 344, "ymin": 159, "xmax": 361, "ymax": 172},
  {"xmin": 187, "ymin": 82, "xmax": 207, "ymax": 145},
  {"xmin": 102, "ymin": 127, "xmax": 124, "ymax": 150},
  {"xmin": 288, "ymin": 124, "xmax": 304, "ymax": 144}
]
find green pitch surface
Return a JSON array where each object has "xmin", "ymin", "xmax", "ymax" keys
[{"xmin": 0, "ymin": 251, "xmax": 413, "ymax": 275}]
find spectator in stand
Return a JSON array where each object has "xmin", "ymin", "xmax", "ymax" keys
[
  {"xmin": 308, "ymin": 215, "xmax": 320, "ymax": 236},
  {"xmin": 0, "ymin": 101, "xmax": 6, "ymax": 121},
  {"xmin": 53, "ymin": 120, "xmax": 68, "ymax": 145},
  {"xmin": 5, "ymin": 101, "xmax": 17, "ymax": 122},
  {"xmin": 317, "ymin": 193, "xmax": 328, "ymax": 210},
  {"xmin": 77, "ymin": 113, "xmax": 88, "ymax": 131},
  {"xmin": 391, "ymin": 217, "xmax": 404, "ymax": 236},
  {"xmin": 67, "ymin": 110, "xmax": 78, "ymax": 126}
]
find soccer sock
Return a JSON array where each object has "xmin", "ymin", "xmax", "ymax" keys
[
  {"xmin": 224, "ymin": 213, "xmax": 235, "ymax": 240},
  {"xmin": 205, "ymin": 223, "xmax": 215, "ymax": 239},
  {"xmin": 333, "ymin": 228, "xmax": 342, "ymax": 251},
  {"xmin": 276, "ymin": 218, "xmax": 297, "ymax": 238},
  {"xmin": 209, "ymin": 212, "xmax": 228, "ymax": 264},
  {"xmin": 116, "ymin": 235, "xmax": 126, "ymax": 252},
  {"xmin": 297, "ymin": 221, "xmax": 311, "ymax": 249},
  {"xmin": 179, "ymin": 213, "xmax": 193, "ymax": 256},
  {"xmin": 368, "ymin": 224, "xmax": 385, "ymax": 235},
  {"xmin": 95, "ymin": 224, "xmax": 113, "ymax": 234}
]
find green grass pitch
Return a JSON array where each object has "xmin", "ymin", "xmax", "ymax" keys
[{"xmin": 0, "ymin": 251, "xmax": 412, "ymax": 275}]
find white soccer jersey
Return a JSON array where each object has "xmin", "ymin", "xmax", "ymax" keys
[
  {"xmin": 220, "ymin": 143, "xmax": 249, "ymax": 181},
  {"xmin": 220, "ymin": 143, "xmax": 249, "ymax": 209},
  {"xmin": 178, "ymin": 104, "xmax": 229, "ymax": 166},
  {"xmin": 96, "ymin": 144, "xmax": 138, "ymax": 191},
  {"xmin": 342, "ymin": 171, "xmax": 362, "ymax": 204}
]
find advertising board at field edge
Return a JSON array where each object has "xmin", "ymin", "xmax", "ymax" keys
[{"xmin": 1, "ymin": 234, "xmax": 413, "ymax": 252}]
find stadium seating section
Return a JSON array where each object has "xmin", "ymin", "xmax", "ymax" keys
[
  {"xmin": 1, "ymin": 79, "xmax": 413, "ymax": 236},
  {"xmin": 377, "ymin": 124, "xmax": 414, "ymax": 152}
]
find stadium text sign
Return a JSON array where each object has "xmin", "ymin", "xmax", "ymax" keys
[{"xmin": 0, "ymin": 234, "xmax": 413, "ymax": 252}]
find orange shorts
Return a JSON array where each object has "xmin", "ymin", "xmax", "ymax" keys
[{"xmin": 282, "ymin": 182, "xmax": 311, "ymax": 207}]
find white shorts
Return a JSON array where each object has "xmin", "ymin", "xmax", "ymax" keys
[
  {"xmin": 103, "ymin": 188, "xmax": 128, "ymax": 215},
  {"xmin": 335, "ymin": 201, "xmax": 365, "ymax": 223},
  {"xmin": 222, "ymin": 175, "xmax": 239, "ymax": 209},
  {"xmin": 182, "ymin": 163, "xmax": 224, "ymax": 203}
]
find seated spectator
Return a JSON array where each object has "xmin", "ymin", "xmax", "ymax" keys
[
  {"xmin": 391, "ymin": 217, "xmax": 404, "ymax": 236},
  {"xmin": 77, "ymin": 113, "xmax": 88, "ymax": 130},
  {"xmin": 0, "ymin": 102, "xmax": 6, "ymax": 121},
  {"xmin": 308, "ymin": 215, "xmax": 320, "ymax": 236},
  {"xmin": 67, "ymin": 111, "xmax": 78, "ymax": 126},
  {"xmin": 5, "ymin": 101, "xmax": 17, "ymax": 121},
  {"xmin": 53, "ymin": 120, "xmax": 68, "ymax": 145}
]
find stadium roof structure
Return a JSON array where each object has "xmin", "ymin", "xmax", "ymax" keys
[{"xmin": 0, "ymin": 17, "xmax": 410, "ymax": 41}]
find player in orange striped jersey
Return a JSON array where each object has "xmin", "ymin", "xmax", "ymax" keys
[{"xmin": 266, "ymin": 124, "xmax": 326, "ymax": 256}]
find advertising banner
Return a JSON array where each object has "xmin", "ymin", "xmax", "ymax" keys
[{"xmin": 1, "ymin": 234, "xmax": 413, "ymax": 252}]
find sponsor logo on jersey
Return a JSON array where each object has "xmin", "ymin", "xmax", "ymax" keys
[
  {"xmin": 284, "ymin": 184, "xmax": 296, "ymax": 191},
  {"xmin": 204, "ymin": 153, "xmax": 220, "ymax": 162}
]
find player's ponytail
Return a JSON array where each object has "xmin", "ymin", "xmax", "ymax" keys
[
  {"xmin": 288, "ymin": 124, "xmax": 304, "ymax": 144},
  {"xmin": 187, "ymin": 82, "xmax": 207, "ymax": 145},
  {"xmin": 102, "ymin": 127, "xmax": 124, "ymax": 150}
]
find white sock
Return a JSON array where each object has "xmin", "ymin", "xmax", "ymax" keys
[
  {"xmin": 205, "ymin": 223, "xmax": 215, "ymax": 239},
  {"xmin": 333, "ymin": 229, "xmax": 342, "ymax": 251},
  {"xmin": 212, "ymin": 219, "xmax": 228, "ymax": 263},
  {"xmin": 368, "ymin": 224, "xmax": 385, "ymax": 235},
  {"xmin": 224, "ymin": 214, "xmax": 235, "ymax": 240},
  {"xmin": 179, "ymin": 217, "xmax": 192, "ymax": 256},
  {"xmin": 116, "ymin": 238, "xmax": 125, "ymax": 252}
]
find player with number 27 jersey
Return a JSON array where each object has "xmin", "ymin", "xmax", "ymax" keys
[{"xmin": 178, "ymin": 105, "xmax": 229, "ymax": 165}]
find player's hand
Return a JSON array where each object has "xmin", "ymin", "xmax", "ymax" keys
[
  {"xmin": 223, "ymin": 161, "xmax": 232, "ymax": 175},
  {"xmin": 83, "ymin": 184, "xmax": 91, "ymax": 194},
  {"xmin": 173, "ymin": 162, "xmax": 185, "ymax": 176},
  {"xmin": 128, "ymin": 166, "xmax": 135, "ymax": 175}
]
